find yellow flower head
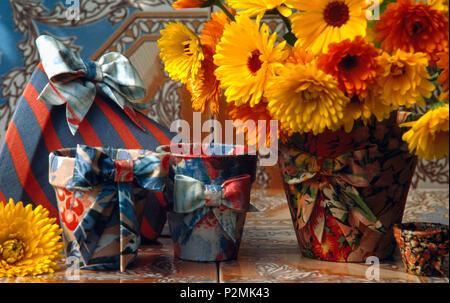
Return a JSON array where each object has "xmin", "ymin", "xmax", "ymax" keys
[
  {"xmin": 289, "ymin": 0, "xmax": 368, "ymax": 54},
  {"xmin": 402, "ymin": 103, "xmax": 449, "ymax": 161},
  {"xmin": 341, "ymin": 91, "xmax": 394, "ymax": 132},
  {"xmin": 266, "ymin": 60, "xmax": 349, "ymax": 135},
  {"xmin": 214, "ymin": 14, "xmax": 288, "ymax": 107},
  {"xmin": 158, "ymin": 22, "xmax": 204, "ymax": 84},
  {"xmin": 0, "ymin": 200, "xmax": 64, "ymax": 278},
  {"xmin": 376, "ymin": 49, "xmax": 436, "ymax": 109},
  {"xmin": 227, "ymin": 0, "xmax": 294, "ymax": 18}
]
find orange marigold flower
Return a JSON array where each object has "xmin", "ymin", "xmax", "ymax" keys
[
  {"xmin": 200, "ymin": 10, "xmax": 231, "ymax": 51},
  {"xmin": 186, "ymin": 11, "xmax": 232, "ymax": 115},
  {"xmin": 187, "ymin": 46, "xmax": 221, "ymax": 115},
  {"xmin": 437, "ymin": 50, "xmax": 449, "ymax": 100},
  {"xmin": 318, "ymin": 36, "xmax": 382, "ymax": 98},
  {"xmin": 374, "ymin": 0, "xmax": 449, "ymax": 65},
  {"xmin": 226, "ymin": 100, "xmax": 280, "ymax": 147},
  {"xmin": 173, "ymin": 0, "xmax": 214, "ymax": 9}
]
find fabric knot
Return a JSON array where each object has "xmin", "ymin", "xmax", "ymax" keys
[
  {"xmin": 204, "ymin": 184, "xmax": 223, "ymax": 207},
  {"xmin": 83, "ymin": 59, "xmax": 103, "ymax": 82},
  {"xmin": 114, "ymin": 160, "xmax": 134, "ymax": 182}
]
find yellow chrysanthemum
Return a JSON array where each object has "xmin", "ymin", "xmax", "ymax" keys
[
  {"xmin": 376, "ymin": 50, "xmax": 435, "ymax": 109},
  {"xmin": 158, "ymin": 22, "xmax": 204, "ymax": 84},
  {"xmin": 402, "ymin": 103, "xmax": 449, "ymax": 161},
  {"xmin": 341, "ymin": 91, "xmax": 394, "ymax": 132},
  {"xmin": 227, "ymin": 0, "xmax": 294, "ymax": 18},
  {"xmin": 289, "ymin": 0, "xmax": 368, "ymax": 54},
  {"xmin": 214, "ymin": 14, "xmax": 288, "ymax": 107},
  {"xmin": 429, "ymin": 0, "xmax": 449, "ymax": 15},
  {"xmin": 0, "ymin": 200, "xmax": 64, "ymax": 278},
  {"xmin": 266, "ymin": 60, "xmax": 349, "ymax": 135}
]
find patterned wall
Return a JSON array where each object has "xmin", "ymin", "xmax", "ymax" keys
[{"xmin": 0, "ymin": 0, "xmax": 448, "ymax": 190}]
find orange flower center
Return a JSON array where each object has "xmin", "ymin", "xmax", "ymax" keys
[
  {"xmin": 0, "ymin": 239, "xmax": 25, "ymax": 264},
  {"xmin": 339, "ymin": 54, "xmax": 358, "ymax": 70},
  {"xmin": 391, "ymin": 64, "xmax": 406, "ymax": 77},
  {"xmin": 324, "ymin": 1, "xmax": 350, "ymax": 27},
  {"xmin": 411, "ymin": 21, "xmax": 425, "ymax": 36},
  {"xmin": 247, "ymin": 50, "xmax": 263, "ymax": 75}
]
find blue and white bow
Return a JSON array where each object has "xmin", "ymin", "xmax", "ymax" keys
[
  {"xmin": 174, "ymin": 174, "xmax": 254, "ymax": 241},
  {"xmin": 36, "ymin": 35, "xmax": 150, "ymax": 135}
]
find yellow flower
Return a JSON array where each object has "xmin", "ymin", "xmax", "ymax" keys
[
  {"xmin": 227, "ymin": 0, "xmax": 294, "ymax": 18},
  {"xmin": 289, "ymin": 0, "xmax": 368, "ymax": 54},
  {"xmin": 402, "ymin": 103, "xmax": 449, "ymax": 161},
  {"xmin": 0, "ymin": 200, "xmax": 64, "ymax": 278},
  {"xmin": 158, "ymin": 22, "xmax": 204, "ymax": 84},
  {"xmin": 214, "ymin": 14, "xmax": 288, "ymax": 107},
  {"xmin": 341, "ymin": 91, "xmax": 394, "ymax": 132},
  {"xmin": 266, "ymin": 60, "xmax": 349, "ymax": 135},
  {"xmin": 376, "ymin": 50, "xmax": 435, "ymax": 109},
  {"xmin": 429, "ymin": 0, "xmax": 449, "ymax": 15}
]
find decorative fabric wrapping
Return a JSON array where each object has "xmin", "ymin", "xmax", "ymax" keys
[
  {"xmin": 0, "ymin": 35, "xmax": 173, "ymax": 243},
  {"xmin": 49, "ymin": 145, "xmax": 170, "ymax": 272},
  {"xmin": 158, "ymin": 144, "xmax": 258, "ymax": 262},
  {"xmin": 284, "ymin": 145, "xmax": 386, "ymax": 248},
  {"xmin": 173, "ymin": 174, "xmax": 252, "ymax": 242},
  {"xmin": 394, "ymin": 223, "xmax": 449, "ymax": 276},
  {"xmin": 279, "ymin": 112, "xmax": 418, "ymax": 262}
]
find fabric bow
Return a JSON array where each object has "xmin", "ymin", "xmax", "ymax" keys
[
  {"xmin": 36, "ymin": 35, "xmax": 149, "ymax": 135},
  {"xmin": 286, "ymin": 145, "xmax": 386, "ymax": 247},
  {"xmin": 67, "ymin": 145, "xmax": 166, "ymax": 272},
  {"xmin": 174, "ymin": 174, "xmax": 252, "ymax": 241}
]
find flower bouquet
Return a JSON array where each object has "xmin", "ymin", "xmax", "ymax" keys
[{"xmin": 158, "ymin": 0, "xmax": 449, "ymax": 262}]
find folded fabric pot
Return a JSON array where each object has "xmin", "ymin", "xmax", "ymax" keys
[
  {"xmin": 279, "ymin": 113, "xmax": 417, "ymax": 262},
  {"xmin": 157, "ymin": 144, "xmax": 258, "ymax": 262},
  {"xmin": 394, "ymin": 223, "xmax": 449, "ymax": 276},
  {"xmin": 49, "ymin": 145, "xmax": 170, "ymax": 272},
  {"xmin": 0, "ymin": 35, "xmax": 173, "ymax": 243}
]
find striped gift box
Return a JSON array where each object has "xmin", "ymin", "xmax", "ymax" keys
[{"xmin": 0, "ymin": 63, "xmax": 174, "ymax": 243}]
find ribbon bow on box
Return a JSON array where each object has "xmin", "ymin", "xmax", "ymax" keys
[
  {"xmin": 174, "ymin": 174, "xmax": 253, "ymax": 242},
  {"xmin": 66, "ymin": 145, "xmax": 166, "ymax": 272},
  {"xmin": 286, "ymin": 145, "xmax": 386, "ymax": 247},
  {"xmin": 36, "ymin": 35, "xmax": 150, "ymax": 135}
]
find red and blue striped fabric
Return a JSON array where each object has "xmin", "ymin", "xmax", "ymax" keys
[{"xmin": 0, "ymin": 63, "xmax": 174, "ymax": 243}]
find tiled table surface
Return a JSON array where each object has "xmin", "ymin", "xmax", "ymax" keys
[{"xmin": 2, "ymin": 189, "xmax": 449, "ymax": 283}]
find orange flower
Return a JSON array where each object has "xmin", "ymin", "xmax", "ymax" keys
[
  {"xmin": 200, "ymin": 10, "xmax": 231, "ymax": 50},
  {"xmin": 186, "ymin": 11, "xmax": 231, "ymax": 115},
  {"xmin": 187, "ymin": 46, "xmax": 221, "ymax": 115},
  {"xmin": 374, "ymin": 0, "xmax": 449, "ymax": 65},
  {"xmin": 226, "ymin": 100, "xmax": 279, "ymax": 147},
  {"xmin": 286, "ymin": 44, "xmax": 315, "ymax": 65},
  {"xmin": 318, "ymin": 36, "xmax": 382, "ymax": 98},
  {"xmin": 173, "ymin": 0, "xmax": 213, "ymax": 9},
  {"xmin": 437, "ymin": 50, "xmax": 449, "ymax": 100},
  {"xmin": 311, "ymin": 232, "xmax": 338, "ymax": 260}
]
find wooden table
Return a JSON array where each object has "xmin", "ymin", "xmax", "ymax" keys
[{"xmin": 1, "ymin": 189, "xmax": 448, "ymax": 283}]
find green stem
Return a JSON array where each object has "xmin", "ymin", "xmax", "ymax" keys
[
  {"xmin": 213, "ymin": 0, "xmax": 235, "ymax": 22},
  {"xmin": 277, "ymin": 10, "xmax": 297, "ymax": 47}
]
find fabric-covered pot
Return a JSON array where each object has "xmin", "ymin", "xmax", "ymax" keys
[
  {"xmin": 394, "ymin": 222, "xmax": 449, "ymax": 276},
  {"xmin": 157, "ymin": 143, "xmax": 258, "ymax": 262},
  {"xmin": 278, "ymin": 113, "xmax": 417, "ymax": 262},
  {"xmin": 49, "ymin": 145, "xmax": 170, "ymax": 272}
]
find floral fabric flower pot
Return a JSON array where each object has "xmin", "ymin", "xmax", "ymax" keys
[
  {"xmin": 49, "ymin": 145, "xmax": 169, "ymax": 272},
  {"xmin": 394, "ymin": 222, "xmax": 449, "ymax": 276},
  {"xmin": 157, "ymin": 143, "xmax": 258, "ymax": 262},
  {"xmin": 278, "ymin": 114, "xmax": 417, "ymax": 262}
]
